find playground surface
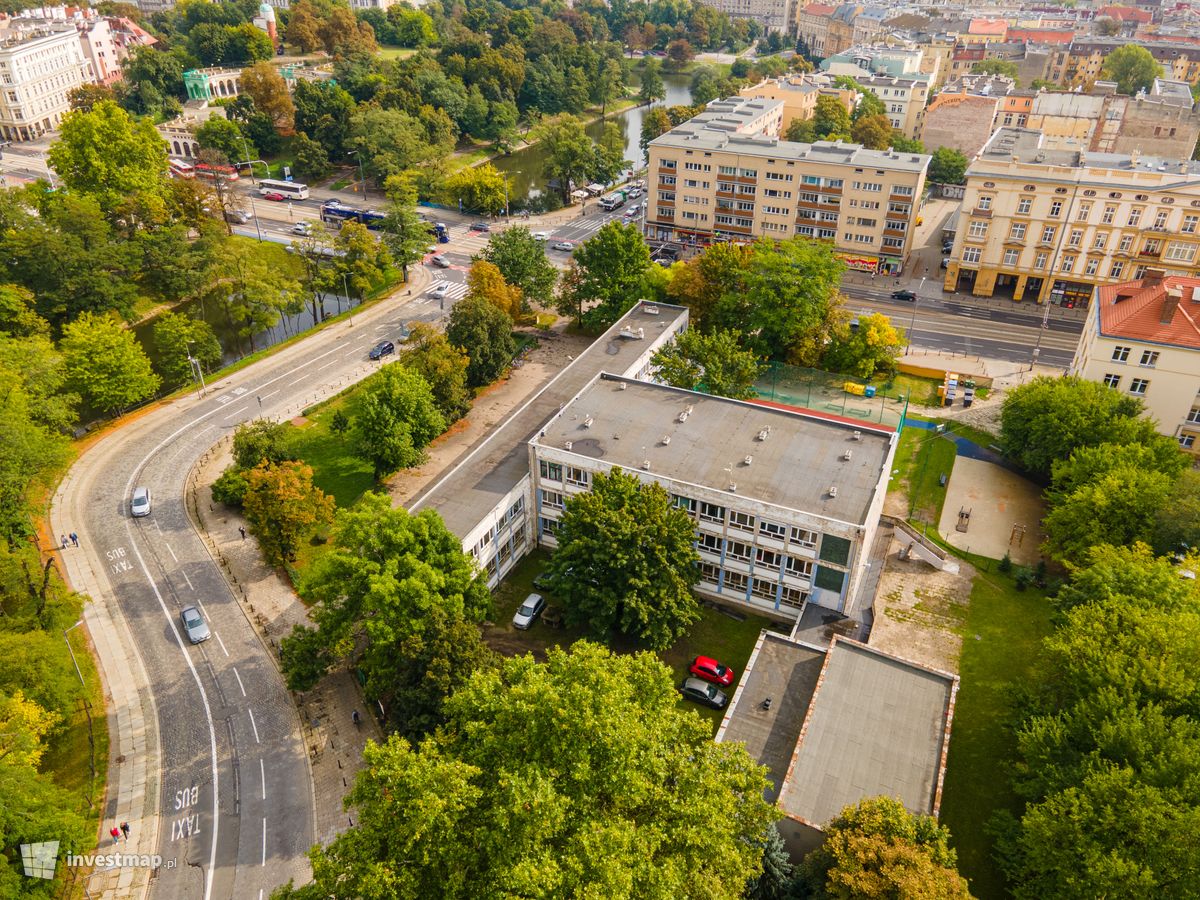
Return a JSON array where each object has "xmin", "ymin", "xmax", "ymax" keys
[{"xmin": 937, "ymin": 456, "xmax": 1046, "ymax": 565}]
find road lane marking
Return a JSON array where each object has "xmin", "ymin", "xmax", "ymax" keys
[
  {"xmin": 260, "ymin": 758, "xmax": 266, "ymax": 800},
  {"xmin": 182, "ymin": 569, "xmax": 194, "ymax": 590},
  {"xmin": 317, "ymin": 360, "xmax": 338, "ymax": 371},
  {"xmin": 258, "ymin": 390, "xmax": 279, "ymax": 401},
  {"xmin": 215, "ymin": 632, "xmax": 229, "ymax": 658},
  {"xmin": 153, "ymin": 521, "xmax": 163, "ymax": 535},
  {"xmin": 165, "ymin": 543, "xmax": 178, "ymax": 562},
  {"xmin": 222, "ymin": 405, "xmax": 248, "ymax": 421},
  {"xmin": 261, "ymin": 817, "xmax": 267, "ymax": 866},
  {"xmin": 248, "ymin": 708, "xmax": 260, "ymax": 744},
  {"xmin": 232, "ymin": 667, "xmax": 246, "ymax": 697}
]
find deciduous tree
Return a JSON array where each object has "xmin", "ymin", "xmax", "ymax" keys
[
  {"xmin": 812, "ymin": 94, "xmax": 851, "ymax": 140},
  {"xmin": 822, "ymin": 311, "xmax": 904, "ymax": 378},
  {"xmin": 332, "ymin": 220, "xmax": 391, "ymax": 304},
  {"xmin": 556, "ymin": 220, "xmax": 651, "ymax": 330},
  {"xmin": 232, "ymin": 418, "xmax": 292, "ymax": 470},
  {"xmin": 354, "ymin": 364, "xmax": 444, "ymax": 479},
  {"xmin": 60, "ymin": 312, "xmax": 160, "ymax": 415},
  {"xmin": 292, "ymin": 131, "xmax": 331, "ymax": 182},
  {"xmin": 929, "ymin": 147, "xmax": 969, "ymax": 185},
  {"xmin": 151, "ymin": 312, "xmax": 222, "ymax": 388},
  {"xmin": 439, "ymin": 163, "xmax": 509, "ymax": 216},
  {"xmin": 639, "ymin": 57, "xmax": 666, "ymax": 105},
  {"xmin": 378, "ymin": 174, "xmax": 430, "ymax": 278},
  {"xmin": 238, "ymin": 61, "xmax": 295, "ymax": 130},
  {"xmin": 970, "ymin": 58, "xmax": 1020, "ymax": 83},
  {"xmin": 242, "ymin": 460, "xmax": 334, "ymax": 566},
  {"xmin": 740, "ymin": 237, "xmax": 845, "ymax": 363},
  {"xmin": 478, "ymin": 226, "xmax": 558, "ymax": 305},
  {"xmin": 1100, "ymin": 44, "xmax": 1162, "ymax": 96},
  {"xmin": 401, "ymin": 323, "xmax": 471, "ymax": 422},
  {"xmin": 851, "ymin": 113, "xmax": 895, "ymax": 150},
  {"xmin": 465, "ymin": 259, "xmax": 524, "ymax": 320},
  {"xmin": 446, "ymin": 297, "xmax": 516, "ymax": 388},
  {"xmin": 532, "ymin": 114, "xmax": 595, "ymax": 202},
  {"xmin": 651, "ymin": 328, "xmax": 763, "ymax": 399}
]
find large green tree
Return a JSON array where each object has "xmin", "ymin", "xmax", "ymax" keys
[
  {"xmin": 478, "ymin": 226, "xmax": 558, "ymax": 305},
  {"xmin": 401, "ymin": 323, "xmax": 471, "ymax": 422},
  {"xmin": 47, "ymin": 100, "xmax": 169, "ymax": 214},
  {"xmin": 242, "ymin": 461, "xmax": 335, "ymax": 566},
  {"xmin": 639, "ymin": 57, "xmax": 666, "ymax": 105},
  {"xmin": 543, "ymin": 469, "xmax": 701, "ymax": 649},
  {"xmin": 354, "ymin": 364, "xmax": 445, "ymax": 479},
  {"xmin": 651, "ymin": 328, "xmax": 763, "ymax": 399},
  {"xmin": 811, "ymin": 94, "xmax": 851, "ymax": 140},
  {"xmin": 60, "ymin": 312, "xmax": 160, "ymax": 415},
  {"xmin": 822, "ymin": 311, "xmax": 905, "ymax": 379},
  {"xmin": 440, "ymin": 163, "xmax": 509, "ymax": 216},
  {"xmin": 1100, "ymin": 44, "xmax": 1163, "ymax": 96},
  {"xmin": 929, "ymin": 147, "xmax": 969, "ymax": 185},
  {"xmin": 378, "ymin": 174, "xmax": 428, "ymax": 279},
  {"xmin": 151, "ymin": 312, "xmax": 222, "ymax": 388},
  {"xmin": 446, "ymin": 297, "xmax": 516, "ymax": 388},
  {"xmin": 741, "ymin": 237, "xmax": 845, "ymax": 363},
  {"xmin": 532, "ymin": 114, "xmax": 595, "ymax": 202},
  {"xmin": 278, "ymin": 642, "xmax": 778, "ymax": 900},
  {"xmin": 557, "ymin": 220, "xmax": 652, "ymax": 331}
]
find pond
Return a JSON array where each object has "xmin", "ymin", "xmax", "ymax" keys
[{"xmin": 488, "ymin": 71, "xmax": 694, "ymax": 204}]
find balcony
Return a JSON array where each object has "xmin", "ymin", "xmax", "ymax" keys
[{"xmin": 971, "ymin": 207, "xmax": 993, "ymax": 218}]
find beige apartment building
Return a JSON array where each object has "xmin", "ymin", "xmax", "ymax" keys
[
  {"xmin": 945, "ymin": 127, "xmax": 1200, "ymax": 307},
  {"xmin": 0, "ymin": 20, "xmax": 94, "ymax": 141},
  {"xmin": 647, "ymin": 97, "xmax": 930, "ymax": 275},
  {"xmin": 1070, "ymin": 271, "xmax": 1200, "ymax": 453},
  {"xmin": 737, "ymin": 74, "xmax": 856, "ymax": 134},
  {"xmin": 857, "ymin": 74, "xmax": 928, "ymax": 141},
  {"xmin": 699, "ymin": 0, "xmax": 800, "ymax": 33}
]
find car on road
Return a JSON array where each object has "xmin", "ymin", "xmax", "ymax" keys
[
  {"xmin": 891, "ymin": 289, "xmax": 917, "ymax": 302},
  {"xmin": 369, "ymin": 340, "xmax": 395, "ymax": 360},
  {"xmin": 431, "ymin": 282, "xmax": 451, "ymax": 299},
  {"xmin": 180, "ymin": 605, "xmax": 211, "ymax": 644},
  {"xmin": 431, "ymin": 254, "xmax": 451, "ymax": 267},
  {"xmin": 130, "ymin": 486, "xmax": 152, "ymax": 517},
  {"xmin": 941, "ymin": 240, "xmax": 954, "ymax": 253},
  {"xmin": 689, "ymin": 655, "xmax": 735, "ymax": 687},
  {"xmin": 291, "ymin": 222, "xmax": 313, "ymax": 236},
  {"xmin": 678, "ymin": 677, "xmax": 728, "ymax": 709},
  {"xmin": 627, "ymin": 187, "xmax": 643, "ymax": 199},
  {"xmin": 551, "ymin": 240, "xmax": 574, "ymax": 251},
  {"xmin": 624, "ymin": 203, "xmax": 641, "ymax": 217},
  {"xmin": 469, "ymin": 222, "xmax": 491, "ymax": 233},
  {"xmin": 512, "ymin": 593, "xmax": 546, "ymax": 630},
  {"xmin": 224, "ymin": 210, "xmax": 250, "ymax": 225},
  {"xmin": 262, "ymin": 191, "xmax": 286, "ymax": 202},
  {"xmin": 532, "ymin": 231, "xmax": 549, "ymax": 241}
]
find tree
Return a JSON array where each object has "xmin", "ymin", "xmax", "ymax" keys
[
  {"xmin": 279, "ymin": 642, "xmax": 778, "ymax": 900},
  {"xmin": 891, "ymin": 134, "xmax": 926, "ymax": 153},
  {"xmin": 556, "ymin": 220, "xmax": 651, "ymax": 330},
  {"xmin": 401, "ymin": 323, "xmax": 471, "ymax": 422},
  {"xmin": 543, "ymin": 469, "xmax": 701, "ymax": 649},
  {"xmin": 196, "ymin": 116, "xmax": 255, "ymax": 166},
  {"xmin": 746, "ymin": 823, "xmax": 794, "ymax": 900},
  {"xmin": 354, "ymin": 364, "xmax": 445, "ymax": 479},
  {"xmin": 641, "ymin": 106, "xmax": 673, "ymax": 153},
  {"xmin": 851, "ymin": 113, "xmax": 895, "ymax": 150},
  {"xmin": 651, "ymin": 328, "xmax": 763, "ymax": 399},
  {"xmin": 592, "ymin": 120, "xmax": 628, "ymax": 185},
  {"xmin": 465, "ymin": 260, "xmax": 524, "ymax": 321},
  {"xmin": 196, "ymin": 240, "xmax": 302, "ymax": 353},
  {"xmin": 970, "ymin": 58, "xmax": 1020, "ymax": 83},
  {"xmin": 446, "ymin": 297, "xmax": 516, "ymax": 388},
  {"xmin": 639, "ymin": 57, "xmax": 666, "ymax": 105},
  {"xmin": 47, "ymin": 100, "xmax": 169, "ymax": 214},
  {"xmin": 232, "ymin": 418, "xmax": 292, "ymax": 470},
  {"xmin": 1152, "ymin": 468, "xmax": 1200, "ymax": 555},
  {"xmin": 800, "ymin": 797, "xmax": 970, "ymax": 899},
  {"xmin": 593, "ymin": 57, "xmax": 626, "ymax": 118},
  {"xmin": 0, "ymin": 284, "xmax": 49, "ymax": 338},
  {"xmin": 293, "ymin": 79, "xmax": 356, "ymax": 160},
  {"xmin": 478, "ymin": 226, "xmax": 558, "ymax": 305},
  {"xmin": 532, "ymin": 115, "xmax": 595, "ymax": 202},
  {"xmin": 785, "ymin": 117, "xmax": 817, "ymax": 143},
  {"xmin": 377, "ymin": 174, "xmax": 430, "ymax": 279},
  {"xmin": 285, "ymin": 1, "xmax": 322, "ymax": 53},
  {"xmin": 292, "ymin": 131, "xmax": 331, "ymax": 182},
  {"xmin": 666, "ymin": 37, "xmax": 695, "ymax": 68},
  {"xmin": 999, "ymin": 376, "xmax": 1161, "ymax": 479},
  {"xmin": 331, "ymin": 220, "xmax": 391, "ymax": 304},
  {"xmin": 1100, "ymin": 44, "xmax": 1162, "ymax": 96},
  {"xmin": 822, "ymin": 311, "xmax": 905, "ymax": 378},
  {"xmin": 68, "ymin": 82, "xmax": 116, "ymax": 112},
  {"xmin": 226, "ymin": 22, "xmax": 276, "ymax": 63},
  {"xmin": 282, "ymin": 493, "xmax": 491, "ymax": 693},
  {"xmin": 238, "ymin": 61, "xmax": 295, "ymax": 130},
  {"xmin": 242, "ymin": 461, "xmax": 334, "ymax": 566},
  {"xmin": 812, "ymin": 94, "xmax": 852, "ymax": 140},
  {"xmin": 440, "ymin": 163, "xmax": 509, "ymax": 216},
  {"xmin": 60, "ymin": 312, "xmax": 160, "ymax": 415},
  {"xmin": 929, "ymin": 147, "xmax": 969, "ymax": 185},
  {"xmin": 351, "ymin": 107, "xmax": 445, "ymax": 184},
  {"xmin": 151, "ymin": 312, "xmax": 222, "ymax": 388}
]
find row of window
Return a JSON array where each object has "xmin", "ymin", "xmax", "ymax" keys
[
  {"xmin": 978, "ymin": 193, "xmax": 1200, "ymax": 233},
  {"xmin": 538, "ymin": 460, "xmax": 590, "ymax": 487},
  {"xmin": 1111, "ymin": 346, "xmax": 1159, "ymax": 367},
  {"xmin": 1101, "ymin": 373, "xmax": 1150, "ymax": 395},
  {"xmin": 965, "ymin": 246, "xmax": 1153, "ymax": 281},
  {"xmin": 698, "ymin": 563, "xmax": 809, "ymax": 609},
  {"xmin": 697, "ymin": 533, "xmax": 815, "ymax": 576}
]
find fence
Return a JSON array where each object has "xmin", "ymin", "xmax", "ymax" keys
[{"xmin": 754, "ymin": 363, "xmax": 911, "ymax": 430}]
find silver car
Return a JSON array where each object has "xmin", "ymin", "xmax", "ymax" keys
[
  {"xmin": 131, "ymin": 486, "xmax": 151, "ymax": 517},
  {"xmin": 180, "ymin": 606, "xmax": 210, "ymax": 644},
  {"xmin": 512, "ymin": 593, "xmax": 545, "ymax": 630}
]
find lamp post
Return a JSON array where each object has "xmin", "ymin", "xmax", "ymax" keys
[
  {"xmin": 348, "ymin": 150, "xmax": 366, "ymax": 198},
  {"xmin": 185, "ymin": 340, "xmax": 207, "ymax": 397},
  {"xmin": 904, "ymin": 275, "xmax": 925, "ymax": 354},
  {"xmin": 64, "ymin": 617, "xmax": 96, "ymax": 795},
  {"xmin": 248, "ymin": 194, "xmax": 263, "ymax": 243},
  {"xmin": 343, "ymin": 272, "xmax": 354, "ymax": 326},
  {"xmin": 64, "ymin": 619, "xmax": 85, "ymax": 688}
]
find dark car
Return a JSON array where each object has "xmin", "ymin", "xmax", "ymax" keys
[
  {"xmin": 891, "ymin": 289, "xmax": 917, "ymax": 302},
  {"xmin": 369, "ymin": 341, "xmax": 395, "ymax": 360},
  {"xmin": 678, "ymin": 677, "xmax": 728, "ymax": 709},
  {"xmin": 469, "ymin": 222, "xmax": 491, "ymax": 233},
  {"xmin": 689, "ymin": 655, "xmax": 735, "ymax": 688},
  {"xmin": 262, "ymin": 191, "xmax": 286, "ymax": 202}
]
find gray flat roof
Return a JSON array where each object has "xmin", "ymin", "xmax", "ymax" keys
[
  {"xmin": 717, "ymin": 632, "xmax": 826, "ymax": 801},
  {"xmin": 977, "ymin": 126, "xmax": 1200, "ymax": 176},
  {"xmin": 778, "ymin": 640, "xmax": 956, "ymax": 825},
  {"xmin": 408, "ymin": 303, "xmax": 689, "ymax": 536},
  {"xmin": 533, "ymin": 375, "xmax": 893, "ymax": 525},
  {"xmin": 650, "ymin": 126, "xmax": 930, "ymax": 173}
]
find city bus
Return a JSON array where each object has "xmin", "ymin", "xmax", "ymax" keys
[
  {"xmin": 258, "ymin": 178, "xmax": 309, "ymax": 200},
  {"xmin": 168, "ymin": 159, "xmax": 195, "ymax": 179},
  {"xmin": 321, "ymin": 199, "xmax": 387, "ymax": 229},
  {"xmin": 195, "ymin": 162, "xmax": 238, "ymax": 181}
]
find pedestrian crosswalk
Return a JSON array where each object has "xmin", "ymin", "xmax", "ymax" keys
[{"xmin": 429, "ymin": 279, "xmax": 468, "ymax": 300}]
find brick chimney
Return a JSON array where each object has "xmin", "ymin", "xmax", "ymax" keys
[
  {"xmin": 1142, "ymin": 267, "xmax": 1166, "ymax": 288},
  {"xmin": 1161, "ymin": 285, "xmax": 1183, "ymax": 324}
]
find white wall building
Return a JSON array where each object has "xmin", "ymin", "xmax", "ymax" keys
[{"xmin": 0, "ymin": 21, "xmax": 94, "ymax": 141}]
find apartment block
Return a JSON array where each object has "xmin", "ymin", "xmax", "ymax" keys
[
  {"xmin": 944, "ymin": 127, "xmax": 1200, "ymax": 307},
  {"xmin": 697, "ymin": 0, "xmax": 799, "ymax": 33},
  {"xmin": 737, "ymin": 74, "xmax": 856, "ymax": 134},
  {"xmin": 1051, "ymin": 38, "xmax": 1200, "ymax": 88},
  {"xmin": 530, "ymin": 374, "xmax": 897, "ymax": 619},
  {"xmin": 0, "ymin": 20, "xmax": 94, "ymax": 141},
  {"xmin": 857, "ymin": 74, "xmax": 928, "ymax": 140},
  {"xmin": 647, "ymin": 97, "xmax": 930, "ymax": 275},
  {"xmin": 1071, "ymin": 271, "xmax": 1200, "ymax": 453}
]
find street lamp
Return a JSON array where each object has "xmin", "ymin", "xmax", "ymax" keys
[
  {"xmin": 348, "ymin": 149, "xmax": 366, "ymax": 198},
  {"xmin": 64, "ymin": 619, "xmax": 86, "ymax": 688},
  {"xmin": 343, "ymin": 272, "xmax": 354, "ymax": 326},
  {"xmin": 248, "ymin": 194, "xmax": 263, "ymax": 243},
  {"xmin": 185, "ymin": 340, "xmax": 207, "ymax": 397},
  {"xmin": 904, "ymin": 275, "xmax": 925, "ymax": 355}
]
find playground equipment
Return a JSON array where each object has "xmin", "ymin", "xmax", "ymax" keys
[{"xmin": 956, "ymin": 506, "xmax": 972, "ymax": 533}]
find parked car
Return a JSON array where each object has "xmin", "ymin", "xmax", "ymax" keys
[
  {"xmin": 512, "ymin": 593, "xmax": 546, "ymax": 630},
  {"xmin": 627, "ymin": 187, "xmax": 643, "ymax": 199},
  {"xmin": 551, "ymin": 240, "xmax": 574, "ymax": 251},
  {"xmin": 532, "ymin": 231, "xmax": 550, "ymax": 241},
  {"xmin": 532, "ymin": 571, "xmax": 553, "ymax": 590},
  {"xmin": 891, "ymin": 289, "xmax": 917, "ymax": 302},
  {"xmin": 941, "ymin": 240, "xmax": 954, "ymax": 253},
  {"xmin": 941, "ymin": 257, "xmax": 950, "ymax": 268},
  {"xmin": 689, "ymin": 655, "xmax": 735, "ymax": 687},
  {"xmin": 130, "ymin": 486, "xmax": 152, "ymax": 517},
  {"xmin": 180, "ymin": 605, "xmax": 210, "ymax": 644},
  {"xmin": 291, "ymin": 222, "xmax": 313, "ymax": 236},
  {"xmin": 678, "ymin": 677, "xmax": 728, "ymax": 709},
  {"xmin": 469, "ymin": 222, "xmax": 491, "ymax": 233},
  {"xmin": 431, "ymin": 281, "xmax": 451, "ymax": 299},
  {"xmin": 431, "ymin": 254, "xmax": 451, "ymax": 268},
  {"xmin": 369, "ymin": 340, "xmax": 395, "ymax": 360},
  {"xmin": 262, "ymin": 191, "xmax": 286, "ymax": 202},
  {"xmin": 224, "ymin": 210, "xmax": 250, "ymax": 225}
]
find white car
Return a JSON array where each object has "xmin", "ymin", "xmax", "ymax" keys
[
  {"xmin": 291, "ymin": 222, "xmax": 313, "ymax": 236},
  {"xmin": 512, "ymin": 593, "xmax": 546, "ymax": 630},
  {"xmin": 532, "ymin": 231, "xmax": 549, "ymax": 241},
  {"xmin": 131, "ymin": 486, "xmax": 151, "ymax": 517},
  {"xmin": 551, "ymin": 240, "xmax": 574, "ymax": 251},
  {"xmin": 431, "ymin": 282, "xmax": 451, "ymax": 299},
  {"xmin": 624, "ymin": 204, "xmax": 641, "ymax": 218}
]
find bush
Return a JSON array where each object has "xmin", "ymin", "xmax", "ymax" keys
[
  {"xmin": 1014, "ymin": 568, "xmax": 1034, "ymax": 592},
  {"xmin": 999, "ymin": 553, "xmax": 1013, "ymax": 574},
  {"xmin": 211, "ymin": 466, "xmax": 249, "ymax": 507}
]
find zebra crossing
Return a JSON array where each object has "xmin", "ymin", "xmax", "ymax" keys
[{"xmin": 428, "ymin": 278, "xmax": 468, "ymax": 301}]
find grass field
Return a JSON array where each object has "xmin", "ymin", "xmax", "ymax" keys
[
  {"xmin": 893, "ymin": 425, "xmax": 957, "ymax": 526},
  {"xmin": 287, "ymin": 388, "xmax": 375, "ymax": 510},
  {"xmin": 939, "ymin": 569, "xmax": 1053, "ymax": 898},
  {"xmin": 376, "ymin": 45, "xmax": 417, "ymax": 60}
]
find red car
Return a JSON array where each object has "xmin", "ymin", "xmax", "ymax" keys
[
  {"xmin": 689, "ymin": 656, "xmax": 735, "ymax": 688},
  {"xmin": 262, "ymin": 191, "xmax": 286, "ymax": 201}
]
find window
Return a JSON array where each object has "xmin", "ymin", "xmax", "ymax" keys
[
  {"xmin": 1140, "ymin": 350, "xmax": 1160, "ymax": 367},
  {"xmin": 786, "ymin": 556, "xmax": 813, "ymax": 578},
  {"xmin": 1085, "ymin": 258, "xmax": 1099, "ymax": 276},
  {"xmin": 1009, "ymin": 222, "xmax": 1027, "ymax": 241},
  {"xmin": 726, "ymin": 540, "xmax": 751, "ymax": 562},
  {"xmin": 968, "ymin": 220, "xmax": 989, "ymax": 239},
  {"xmin": 1003, "ymin": 249, "xmax": 1019, "ymax": 266},
  {"xmin": 751, "ymin": 577, "xmax": 776, "ymax": 601},
  {"xmin": 1184, "ymin": 215, "xmax": 1198, "ymax": 234},
  {"xmin": 1069, "ymin": 229, "xmax": 1083, "ymax": 248},
  {"xmin": 565, "ymin": 466, "xmax": 589, "ymax": 487},
  {"xmin": 1165, "ymin": 242, "xmax": 1196, "ymax": 263},
  {"xmin": 1049, "ymin": 200, "xmax": 1062, "ymax": 217},
  {"xmin": 698, "ymin": 533, "xmax": 723, "ymax": 554},
  {"xmin": 729, "ymin": 511, "xmax": 755, "ymax": 532},
  {"xmin": 1092, "ymin": 234, "xmax": 1107, "ymax": 251},
  {"xmin": 718, "ymin": 165, "xmax": 736, "ymax": 175},
  {"xmin": 1154, "ymin": 210, "xmax": 1169, "ymax": 229},
  {"xmin": 1127, "ymin": 208, "xmax": 1143, "ymax": 227},
  {"xmin": 539, "ymin": 460, "xmax": 562, "ymax": 482},
  {"xmin": 1130, "ymin": 378, "xmax": 1149, "ymax": 395},
  {"xmin": 1103, "ymin": 373, "xmax": 1121, "ymax": 388},
  {"xmin": 1016, "ymin": 197, "xmax": 1032, "ymax": 215},
  {"xmin": 1112, "ymin": 345, "xmax": 1131, "ymax": 362},
  {"xmin": 1102, "ymin": 205, "xmax": 1116, "ymax": 224},
  {"xmin": 1188, "ymin": 407, "xmax": 1200, "ymax": 424},
  {"xmin": 1076, "ymin": 202, "xmax": 1092, "ymax": 221},
  {"xmin": 672, "ymin": 494, "xmax": 696, "ymax": 513},
  {"xmin": 755, "ymin": 548, "xmax": 781, "ymax": 569},
  {"xmin": 699, "ymin": 501, "xmax": 725, "ymax": 524},
  {"xmin": 977, "ymin": 195, "xmax": 993, "ymax": 210},
  {"xmin": 1119, "ymin": 235, "xmax": 1133, "ymax": 253},
  {"xmin": 791, "ymin": 527, "xmax": 817, "ymax": 548},
  {"xmin": 541, "ymin": 490, "xmax": 564, "ymax": 510},
  {"xmin": 1180, "ymin": 434, "xmax": 1196, "ymax": 449},
  {"xmin": 1110, "ymin": 260, "xmax": 1125, "ymax": 279},
  {"xmin": 781, "ymin": 586, "xmax": 808, "ymax": 608},
  {"xmin": 963, "ymin": 246, "xmax": 981, "ymax": 264},
  {"xmin": 724, "ymin": 570, "xmax": 748, "ymax": 593},
  {"xmin": 1061, "ymin": 255, "xmax": 1077, "ymax": 273},
  {"xmin": 1041, "ymin": 225, "xmax": 1056, "ymax": 243},
  {"xmin": 1034, "ymin": 252, "xmax": 1048, "ymax": 269},
  {"xmin": 759, "ymin": 519, "xmax": 786, "ymax": 539},
  {"xmin": 699, "ymin": 562, "xmax": 721, "ymax": 583}
]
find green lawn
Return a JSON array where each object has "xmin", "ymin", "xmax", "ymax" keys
[
  {"xmin": 285, "ymin": 388, "xmax": 375, "ymax": 509},
  {"xmin": 377, "ymin": 45, "xmax": 417, "ymax": 60},
  {"xmin": 893, "ymin": 426, "xmax": 957, "ymax": 527},
  {"xmin": 875, "ymin": 372, "xmax": 942, "ymax": 407},
  {"xmin": 940, "ymin": 570, "xmax": 1053, "ymax": 899}
]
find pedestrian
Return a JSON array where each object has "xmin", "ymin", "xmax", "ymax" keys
[
  {"xmin": 61, "ymin": 535, "xmax": 68, "ymax": 549},
  {"xmin": 70, "ymin": 532, "xmax": 78, "ymax": 548},
  {"xmin": 110, "ymin": 826, "xmax": 120, "ymax": 845},
  {"xmin": 238, "ymin": 526, "xmax": 246, "ymax": 541},
  {"xmin": 120, "ymin": 822, "xmax": 130, "ymax": 841}
]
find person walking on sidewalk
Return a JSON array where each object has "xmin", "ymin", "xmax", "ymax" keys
[
  {"xmin": 120, "ymin": 822, "xmax": 131, "ymax": 841},
  {"xmin": 70, "ymin": 532, "xmax": 79, "ymax": 548},
  {"xmin": 110, "ymin": 826, "xmax": 121, "ymax": 845},
  {"xmin": 61, "ymin": 535, "xmax": 68, "ymax": 549},
  {"xmin": 239, "ymin": 526, "xmax": 246, "ymax": 541}
]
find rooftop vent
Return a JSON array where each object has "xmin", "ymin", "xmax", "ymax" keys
[
  {"xmin": 584, "ymin": 416, "xmax": 594, "ymax": 429},
  {"xmin": 756, "ymin": 426, "xmax": 771, "ymax": 441},
  {"xmin": 843, "ymin": 449, "xmax": 853, "ymax": 461},
  {"xmin": 565, "ymin": 441, "xmax": 573, "ymax": 451},
  {"xmin": 642, "ymin": 460, "xmax": 651, "ymax": 470},
  {"xmin": 743, "ymin": 455, "xmax": 753, "ymax": 466},
  {"xmin": 661, "ymin": 435, "xmax": 671, "ymax": 445},
  {"xmin": 644, "ymin": 304, "xmax": 660, "ymax": 314},
  {"xmin": 678, "ymin": 405, "xmax": 694, "ymax": 423},
  {"xmin": 828, "ymin": 485, "xmax": 838, "ymax": 498},
  {"xmin": 728, "ymin": 482, "xmax": 737, "ymax": 492},
  {"xmin": 852, "ymin": 430, "xmax": 862, "ymax": 441},
  {"xmin": 619, "ymin": 382, "xmax": 627, "ymax": 391},
  {"xmin": 618, "ymin": 326, "xmax": 645, "ymax": 340}
]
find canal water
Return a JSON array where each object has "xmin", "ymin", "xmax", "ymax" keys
[{"xmin": 489, "ymin": 71, "xmax": 694, "ymax": 204}]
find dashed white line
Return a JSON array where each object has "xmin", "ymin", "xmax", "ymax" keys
[
  {"xmin": 248, "ymin": 707, "xmax": 261, "ymax": 744},
  {"xmin": 165, "ymin": 543, "xmax": 178, "ymax": 562},
  {"xmin": 258, "ymin": 389, "xmax": 279, "ymax": 401},
  {"xmin": 260, "ymin": 758, "xmax": 266, "ymax": 800},
  {"xmin": 215, "ymin": 632, "xmax": 229, "ymax": 658},
  {"xmin": 182, "ymin": 569, "xmax": 194, "ymax": 591},
  {"xmin": 317, "ymin": 359, "xmax": 338, "ymax": 371},
  {"xmin": 233, "ymin": 667, "xmax": 246, "ymax": 697},
  {"xmin": 222, "ymin": 404, "xmax": 248, "ymax": 421}
]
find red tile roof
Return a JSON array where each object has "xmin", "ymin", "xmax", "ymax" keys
[
  {"xmin": 1096, "ymin": 275, "xmax": 1200, "ymax": 349},
  {"xmin": 1099, "ymin": 5, "xmax": 1154, "ymax": 22},
  {"xmin": 968, "ymin": 18, "xmax": 1009, "ymax": 36},
  {"xmin": 800, "ymin": 3, "xmax": 837, "ymax": 16}
]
